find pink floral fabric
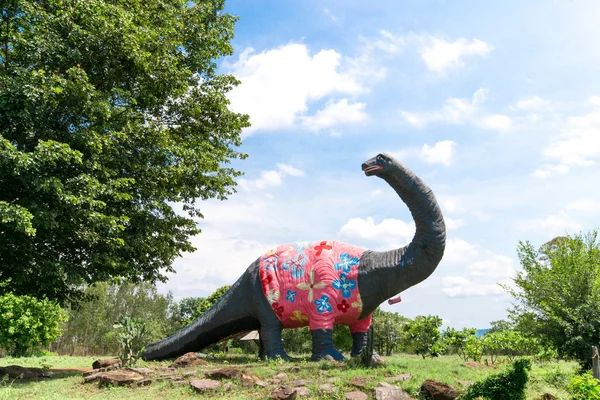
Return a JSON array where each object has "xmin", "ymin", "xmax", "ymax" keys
[{"xmin": 259, "ymin": 240, "xmax": 372, "ymax": 333}]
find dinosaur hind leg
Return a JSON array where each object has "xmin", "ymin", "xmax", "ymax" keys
[
  {"xmin": 310, "ymin": 328, "xmax": 344, "ymax": 361},
  {"xmin": 259, "ymin": 317, "xmax": 290, "ymax": 360}
]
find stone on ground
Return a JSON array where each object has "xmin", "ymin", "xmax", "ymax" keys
[
  {"xmin": 375, "ymin": 382, "xmax": 412, "ymax": 400},
  {"xmin": 190, "ymin": 378, "xmax": 221, "ymax": 392},
  {"xmin": 388, "ymin": 373, "xmax": 412, "ymax": 382},
  {"xmin": 345, "ymin": 390, "xmax": 368, "ymax": 399},
  {"xmin": 99, "ymin": 370, "xmax": 144, "ymax": 387},
  {"xmin": 205, "ymin": 367, "xmax": 242, "ymax": 380},
  {"xmin": 420, "ymin": 379, "xmax": 461, "ymax": 400},
  {"xmin": 92, "ymin": 358, "xmax": 121, "ymax": 369},
  {"xmin": 270, "ymin": 386, "xmax": 297, "ymax": 400},
  {"xmin": 169, "ymin": 352, "xmax": 208, "ymax": 368}
]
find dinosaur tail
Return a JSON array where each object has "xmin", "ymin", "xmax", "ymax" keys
[{"xmin": 143, "ymin": 272, "xmax": 261, "ymax": 361}]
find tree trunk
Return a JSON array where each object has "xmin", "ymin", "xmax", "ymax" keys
[{"xmin": 592, "ymin": 346, "xmax": 600, "ymax": 381}]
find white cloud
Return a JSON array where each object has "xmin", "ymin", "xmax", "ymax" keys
[
  {"xmin": 226, "ymin": 44, "xmax": 367, "ymax": 135},
  {"xmin": 439, "ymin": 238, "xmax": 516, "ymax": 298},
  {"xmin": 439, "ymin": 195, "xmax": 468, "ymax": 214},
  {"xmin": 534, "ymin": 96, "xmax": 600, "ymax": 177},
  {"xmin": 420, "ymin": 140, "xmax": 456, "ymax": 166},
  {"xmin": 445, "ymin": 217, "xmax": 465, "ymax": 230},
  {"xmin": 514, "ymin": 96, "xmax": 555, "ymax": 111},
  {"xmin": 520, "ymin": 210, "xmax": 582, "ymax": 236},
  {"xmin": 419, "ymin": 37, "xmax": 493, "ymax": 74},
  {"xmin": 239, "ymin": 163, "xmax": 305, "ymax": 190},
  {"xmin": 339, "ymin": 216, "xmax": 414, "ymax": 247},
  {"xmin": 302, "ymin": 98, "xmax": 368, "ymax": 131},
  {"xmin": 479, "ymin": 115, "xmax": 513, "ymax": 132},
  {"xmin": 567, "ymin": 198, "xmax": 600, "ymax": 213},
  {"xmin": 441, "ymin": 276, "xmax": 507, "ymax": 297},
  {"xmin": 400, "ymin": 88, "xmax": 512, "ymax": 133},
  {"xmin": 276, "ymin": 163, "xmax": 305, "ymax": 177}
]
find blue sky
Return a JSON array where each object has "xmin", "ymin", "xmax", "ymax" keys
[{"xmin": 159, "ymin": 0, "xmax": 600, "ymax": 329}]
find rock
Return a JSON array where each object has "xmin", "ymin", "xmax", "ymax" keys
[
  {"xmin": 205, "ymin": 367, "xmax": 242, "ymax": 380},
  {"xmin": 388, "ymin": 373, "xmax": 412, "ymax": 382},
  {"xmin": 271, "ymin": 386, "xmax": 297, "ymax": 400},
  {"xmin": 190, "ymin": 378, "xmax": 221, "ymax": 392},
  {"xmin": 319, "ymin": 383, "xmax": 337, "ymax": 394},
  {"xmin": 241, "ymin": 372, "xmax": 260, "ymax": 386},
  {"xmin": 169, "ymin": 352, "xmax": 208, "ymax": 368},
  {"xmin": 92, "ymin": 358, "xmax": 121, "ymax": 369},
  {"xmin": 0, "ymin": 365, "xmax": 44, "ymax": 380},
  {"xmin": 154, "ymin": 366, "xmax": 177, "ymax": 373},
  {"xmin": 274, "ymin": 372, "xmax": 288, "ymax": 380},
  {"xmin": 538, "ymin": 394, "xmax": 557, "ymax": 400},
  {"xmin": 295, "ymin": 387, "xmax": 310, "ymax": 397},
  {"xmin": 375, "ymin": 382, "xmax": 412, "ymax": 400},
  {"xmin": 223, "ymin": 382, "xmax": 233, "ymax": 390},
  {"xmin": 345, "ymin": 391, "xmax": 368, "ymax": 399},
  {"xmin": 271, "ymin": 378, "xmax": 282, "ymax": 384},
  {"xmin": 99, "ymin": 370, "xmax": 144, "ymax": 387},
  {"xmin": 256, "ymin": 380, "xmax": 269, "ymax": 387},
  {"xmin": 350, "ymin": 376, "xmax": 369, "ymax": 387},
  {"xmin": 195, "ymin": 352, "xmax": 207, "ymax": 358},
  {"xmin": 126, "ymin": 367, "xmax": 153, "ymax": 375},
  {"xmin": 289, "ymin": 366, "xmax": 301, "ymax": 373},
  {"xmin": 420, "ymin": 379, "xmax": 461, "ymax": 400},
  {"xmin": 137, "ymin": 378, "xmax": 153, "ymax": 386},
  {"xmin": 183, "ymin": 370, "xmax": 197, "ymax": 377},
  {"xmin": 293, "ymin": 379, "xmax": 306, "ymax": 387},
  {"xmin": 83, "ymin": 372, "xmax": 104, "ymax": 383}
]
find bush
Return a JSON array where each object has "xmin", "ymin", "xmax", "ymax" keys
[
  {"xmin": 568, "ymin": 373, "xmax": 600, "ymax": 399},
  {"xmin": 113, "ymin": 316, "xmax": 146, "ymax": 367},
  {"xmin": 460, "ymin": 358, "xmax": 532, "ymax": 400},
  {"xmin": 0, "ymin": 293, "xmax": 67, "ymax": 356}
]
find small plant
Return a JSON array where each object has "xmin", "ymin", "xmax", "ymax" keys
[
  {"xmin": 113, "ymin": 315, "xmax": 146, "ymax": 367},
  {"xmin": 0, "ymin": 293, "xmax": 67, "ymax": 357},
  {"xmin": 460, "ymin": 357, "xmax": 532, "ymax": 400},
  {"xmin": 568, "ymin": 372, "xmax": 600, "ymax": 400},
  {"xmin": 542, "ymin": 364, "xmax": 571, "ymax": 389}
]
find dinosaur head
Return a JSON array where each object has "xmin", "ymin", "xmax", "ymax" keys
[{"xmin": 362, "ymin": 153, "xmax": 393, "ymax": 176}]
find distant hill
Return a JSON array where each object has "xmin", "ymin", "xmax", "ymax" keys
[{"xmin": 476, "ymin": 329, "xmax": 489, "ymax": 337}]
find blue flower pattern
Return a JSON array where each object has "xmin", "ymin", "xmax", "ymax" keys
[
  {"xmin": 263, "ymin": 256, "xmax": 279, "ymax": 271},
  {"xmin": 286, "ymin": 290, "xmax": 297, "ymax": 303},
  {"xmin": 332, "ymin": 273, "xmax": 357, "ymax": 298},
  {"xmin": 334, "ymin": 253, "xmax": 359, "ymax": 273},
  {"xmin": 314, "ymin": 295, "xmax": 332, "ymax": 313},
  {"xmin": 283, "ymin": 254, "xmax": 307, "ymax": 279},
  {"xmin": 292, "ymin": 242, "xmax": 309, "ymax": 253}
]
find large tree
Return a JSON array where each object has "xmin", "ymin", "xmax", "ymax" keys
[
  {"xmin": 0, "ymin": 0, "xmax": 249, "ymax": 302},
  {"xmin": 506, "ymin": 230, "xmax": 600, "ymax": 367}
]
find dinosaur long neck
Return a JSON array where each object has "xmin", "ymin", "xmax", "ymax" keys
[{"xmin": 358, "ymin": 161, "xmax": 446, "ymax": 316}]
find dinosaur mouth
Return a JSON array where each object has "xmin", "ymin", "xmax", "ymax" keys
[{"xmin": 362, "ymin": 165, "xmax": 383, "ymax": 175}]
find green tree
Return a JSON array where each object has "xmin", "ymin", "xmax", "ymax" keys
[
  {"xmin": 52, "ymin": 281, "xmax": 178, "ymax": 355},
  {"xmin": 372, "ymin": 308, "xmax": 410, "ymax": 356},
  {"xmin": 0, "ymin": 292, "xmax": 67, "ymax": 356},
  {"xmin": 404, "ymin": 315, "xmax": 444, "ymax": 358},
  {"xmin": 196, "ymin": 285, "xmax": 231, "ymax": 316},
  {"xmin": 443, "ymin": 327, "xmax": 476, "ymax": 361},
  {"xmin": 505, "ymin": 230, "xmax": 600, "ymax": 368},
  {"xmin": 173, "ymin": 297, "xmax": 205, "ymax": 327},
  {"xmin": 0, "ymin": 0, "xmax": 249, "ymax": 303}
]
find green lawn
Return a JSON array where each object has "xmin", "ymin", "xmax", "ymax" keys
[{"xmin": 0, "ymin": 354, "xmax": 579, "ymax": 399}]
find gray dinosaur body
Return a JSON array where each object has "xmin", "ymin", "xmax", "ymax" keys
[{"xmin": 143, "ymin": 154, "xmax": 446, "ymax": 361}]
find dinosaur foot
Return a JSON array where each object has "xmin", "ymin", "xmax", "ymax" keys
[
  {"xmin": 311, "ymin": 348, "xmax": 345, "ymax": 361},
  {"xmin": 261, "ymin": 350, "xmax": 291, "ymax": 361}
]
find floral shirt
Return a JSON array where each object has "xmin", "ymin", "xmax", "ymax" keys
[{"xmin": 259, "ymin": 240, "xmax": 372, "ymax": 333}]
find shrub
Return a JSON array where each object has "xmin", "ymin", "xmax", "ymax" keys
[
  {"xmin": 0, "ymin": 293, "xmax": 67, "ymax": 356},
  {"xmin": 568, "ymin": 373, "xmax": 600, "ymax": 400},
  {"xmin": 460, "ymin": 358, "xmax": 532, "ymax": 400}
]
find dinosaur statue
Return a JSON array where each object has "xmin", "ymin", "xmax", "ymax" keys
[{"xmin": 143, "ymin": 153, "xmax": 446, "ymax": 361}]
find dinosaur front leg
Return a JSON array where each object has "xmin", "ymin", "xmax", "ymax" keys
[
  {"xmin": 349, "ymin": 315, "xmax": 373, "ymax": 357},
  {"xmin": 310, "ymin": 328, "xmax": 345, "ymax": 361}
]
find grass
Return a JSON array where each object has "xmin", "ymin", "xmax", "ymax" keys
[{"xmin": 0, "ymin": 353, "xmax": 579, "ymax": 399}]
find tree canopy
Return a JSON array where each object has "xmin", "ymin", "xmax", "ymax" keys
[
  {"xmin": 506, "ymin": 230, "xmax": 600, "ymax": 367},
  {"xmin": 0, "ymin": 0, "xmax": 249, "ymax": 302}
]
